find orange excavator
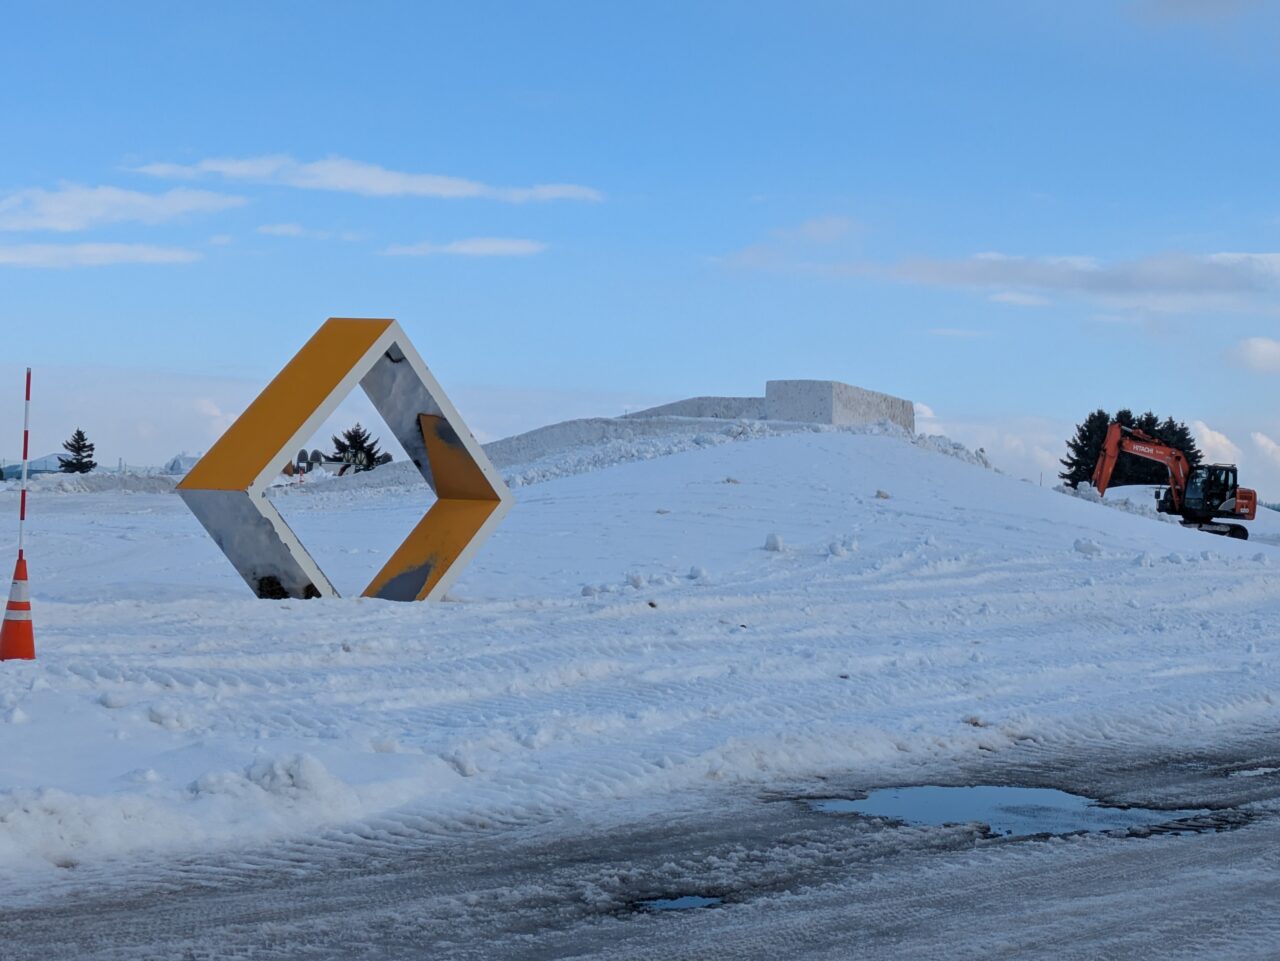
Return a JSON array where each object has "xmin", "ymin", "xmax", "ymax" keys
[{"xmin": 1091, "ymin": 422, "xmax": 1257, "ymax": 539}]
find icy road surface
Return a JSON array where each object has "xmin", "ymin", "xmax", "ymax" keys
[
  {"xmin": 4, "ymin": 732, "xmax": 1279, "ymax": 960},
  {"xmin": 1, "ymin": 426, "xmax": 1279, "ymax": 956}
]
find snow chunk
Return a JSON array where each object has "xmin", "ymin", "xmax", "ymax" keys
[
  {"xmin": 828, "ymin": 535, "xmax": 858, "ymax": 557},
  {"xmin": 445, "ymin": 752, "xmax": 479, "ymax": 778},
  {"xmin": 246, "ymin": 755, "xmax": 338, "ymax": 797},
  {"xmin": 147, "ymin": 704, "xmax": 191, "ymax": 730},
  {"xmin": 1055, "ymin": 483, "xmax": 1181, "ymax": 525},
  {"xmin": 192, "ymin": 754, "xmax": 348, "ymax": 803},
  {"xmin": 4, "ymin": 706, "xmax": 29, "ymax": 725},
  {"xmin": 764, "ymin": 532, "xmax": 785, "ymax": 552},
  {"xmin": 912, "ymin": 434, "xmax": 992, "ymax": 468},
  {"xmin": 1073, "ymin": 538, "xmax": 1103, "ymax": 556}
]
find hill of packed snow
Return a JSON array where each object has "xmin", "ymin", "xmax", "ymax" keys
[{"xmin": 1, "ymin": 420, "xmax": 1278, "ymax": 892}]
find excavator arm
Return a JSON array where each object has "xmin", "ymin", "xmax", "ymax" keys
[{"xmin": 1090, "ymin": 422, "xmax": 1191, "ymax": 510}]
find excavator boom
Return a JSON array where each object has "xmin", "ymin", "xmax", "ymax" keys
[{"xmin": 1090, "ymin": 422, "xmax": 1190, "ymax": 511}]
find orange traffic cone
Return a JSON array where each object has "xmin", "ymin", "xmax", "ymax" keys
[{"xmin": 0, "ymin": 555, "xmax": 34, "ymax": 660}]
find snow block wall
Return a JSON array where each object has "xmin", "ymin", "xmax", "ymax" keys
[
  {"xmin": 622, "ymin": 396, "xmax": 766, "ymax": 420},
  {"xmin": 766, "ymin": 380, "xmax": 915, "ymax": 432},
  {"xmin": 624, "ymin": 380, "xmax": 914, "ymax": 432}
]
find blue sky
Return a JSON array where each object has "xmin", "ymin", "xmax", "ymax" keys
[{"xmin": 3, "ymin": 0, "xmax": 1280, "ymax": 491}]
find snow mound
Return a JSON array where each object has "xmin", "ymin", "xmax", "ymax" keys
[
  {"xmin": 273, "ymin": 416, "xmax": 970, "ymax": 496},
  {"xmin": 6, "ymin": 417, "xmax": 995, "ymax": 503},
  {"xmin": 268, "ymin": 461, "xmax": 422, "ymax": 497},
  {"xmin": 1055, "ymin": 483, "xmax": 1181, "ymax": 525},
  {"xmin": 913, "ymin": 433, "xmax": 992, "ymax": 469},
  {"xmin": 489, "ymin": 416, "xmax": 993, "ymax": 489},
  {"xmin": 6, "ymin": 473, "xmax": 178, "ymax": 494},
  {"xmin": 0, "ymin": 754, "xmax": 403, "ymax": 872}
]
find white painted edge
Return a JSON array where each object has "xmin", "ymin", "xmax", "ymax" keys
[
  {"xmin": 381, "ymin": 321, "xmax": 514, "ymax": 509},
  {"xmin": 203, "ymin": 319, "xmax": 512, "ymax": 601}
]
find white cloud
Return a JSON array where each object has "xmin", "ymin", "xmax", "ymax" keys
[
  {"xmin": 724, "ymin": 238, "xmax": 1280, "ymax": 313},
  {"xmin": 256, "ymin": 223, "xmax": 365, "ymax": 241},
  {"xmin": 136, "ymin": 155, "xmax": 602, "ymax": 203},
  {"xmin": 382, "ymin": 237, "xmax": 547, "ymax": 257},
  {"xmin": 1087, "ymin": 313, "xmax": 1146, "ymax": 325},
  {"xmin": 1251, "ymin": 431, "xmax": 1280, "ymax": 469},
  {"xmin": 0, "ymin": 185, "xmax": 245, "ymax": 232},
  {"xmin": 774, "ymin": 216, "xmax": 854, "ymax": 245},
  {"xmin": 257, "ymin": 222, "xmax": 306, "ymax": 237},
  {"xmin": 1191, "ymin": 420, "xmax": 1242, "ymax": 463},
  {"xmin": 1141, "ymin": 0, "xmax": 1260, "ymax": 20},
  {"xmin": 990, "ymin": 290, "xmax": 1048, "ymax": 307},
  {"xmin": 1230, "ymin": 336, "xmax": 1280, "ymax": 372},
  {"xmin": 887, "ymin": 250, "xmax": 1280, "ymax": 312},
  {"xmin": 194, "ymin": 397, "xmax": 237, "ymax": 435},
  {"xmin": 914, "ymin": 407, "xmax": 1074, "ymax": 481},
  {"xmin": 0, "ymin": 243, "xmax": 201, "ymax": 268},
  {"xmin": 721, "ymin": 215, "xmax": 857, "ymax": 269},
  {"xmin": 720, "ymin": 243, "xmax": 786, "ymax": 269}
]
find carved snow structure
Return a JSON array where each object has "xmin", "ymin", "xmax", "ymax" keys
[{"xmin": 624, "ymin": 380, "xmax": 915, "ymax": 432}]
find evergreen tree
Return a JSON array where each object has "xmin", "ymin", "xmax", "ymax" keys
[
  {"xmin": 1059, "ymin": 409, "xmax": 1110, "ymax": 488},
  {"xmin": 1059, "ymin": 409, "xmax": 1203, "ymax": 488},
  {"xmin": 58, "ymin": 428, "xmax": 97, "ymax": 474},
  {"xmin": 330, "ymin": 423, "xmax": 382, "ymax": 472}
]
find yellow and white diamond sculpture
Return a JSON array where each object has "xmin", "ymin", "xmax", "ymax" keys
[{"xmin": 178, "ymin": 317, "xmax": 512, "ymax": 601}]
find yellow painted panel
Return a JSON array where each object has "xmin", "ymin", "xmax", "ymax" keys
[
  {"xmin": 179, "ymin": 318, "xmax": 394, "ymax": 491},
  {"xmin": 363, "ymin": 498, "xmax": 500, "ymax": 601},
  {"xmin": 419, "ymin": 413, "xmax": 498, "ymax": 501}
]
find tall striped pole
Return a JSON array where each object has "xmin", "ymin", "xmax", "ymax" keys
[
  {"xmin": 1, "ymin": 368, "xmax": 35, "ymax": 660},
  {"xmin": 18, "ymin": 367, "xmax": 30, "ymax": 558}
]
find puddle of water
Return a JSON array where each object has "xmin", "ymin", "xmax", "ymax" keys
[
  {"xmin": 809, "ymin": 785, "xmax": 1204, "ymax": 837},
  {"xmin": 641, "ymin": 895, "xmax": 722, "ymax": 911}
]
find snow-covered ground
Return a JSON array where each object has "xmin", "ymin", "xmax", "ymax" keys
[{"xmin": 1, "ymin": 421, "xmax": 1278, "ymax": 898}]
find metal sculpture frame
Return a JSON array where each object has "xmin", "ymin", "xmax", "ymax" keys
[{"xmin": 178, "ymin": 318, "xmax": 512, "ymax": 602}]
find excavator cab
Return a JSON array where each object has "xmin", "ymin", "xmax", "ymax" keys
[
  {"xmin": 1171, "ymin": 463, "xmax": 1256, "ymax": 533},
  {"xmin": 1183, "ymin": 464, "xmax": 1238, "ymax": 516}
]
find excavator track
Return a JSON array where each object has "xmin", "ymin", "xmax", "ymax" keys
[{"xmin": 1182, "ymin": 521, "xmax": 1249, "ymax": 540}]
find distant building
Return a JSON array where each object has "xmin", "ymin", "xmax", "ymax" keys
[
  {"xmin": 163, "ymin": 453, "xmax": 202, "ymax": 475},
  {"xmin": 0, "ymin": 454, "xmax": 64, "ymax": 480}
]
